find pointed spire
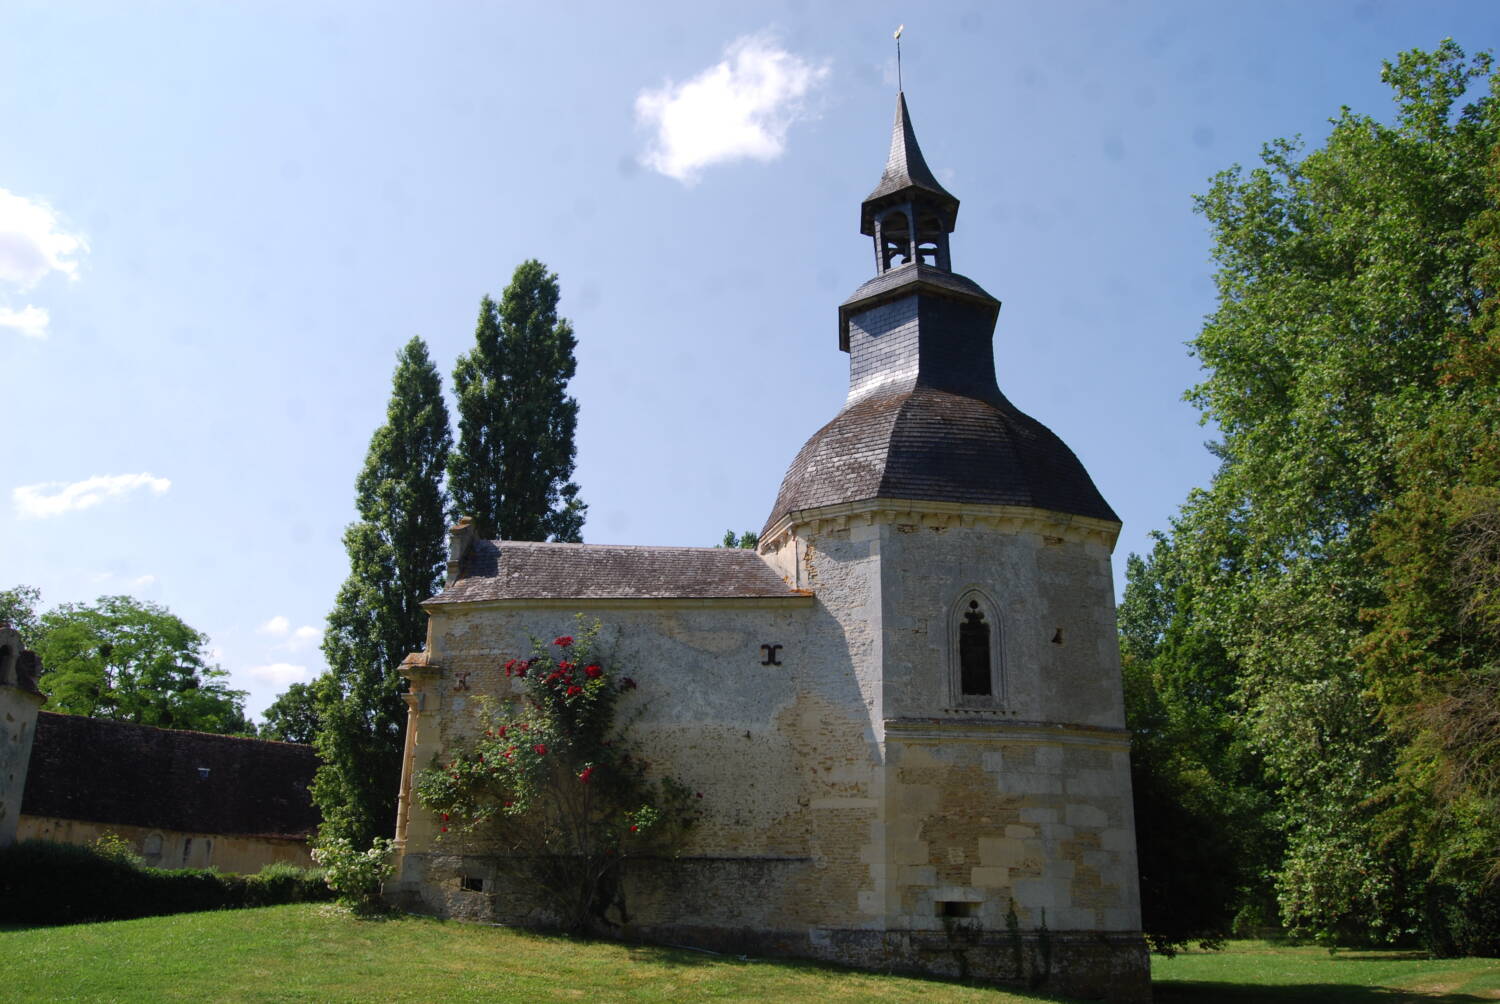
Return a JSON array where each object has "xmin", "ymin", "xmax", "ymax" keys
[
  {"xmin": 860, "ymin": 92, "xmax": 961, "ymax": 272},
  {"xmin": 866, "ymin": 92, "xmax": 956, "ymax": 207}
]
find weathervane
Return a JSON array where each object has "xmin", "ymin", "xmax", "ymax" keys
[{"xmin": 894, "ymin": 24, "xmax": 904, "ymax": 91}]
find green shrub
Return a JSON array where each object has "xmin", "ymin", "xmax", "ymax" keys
[
  {"xmin": 310, "ymin": 836, "xmax": 394, "ymax": 913},
  {"xmin": 244, "ymin": 861, "xmax": 328, "ymax": 907},
  {"xmin": 0, "ymin": 840, "xmax": 330, "ymax": 926}
]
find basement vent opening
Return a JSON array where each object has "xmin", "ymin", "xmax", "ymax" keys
[
  {"xmin": 936, "ymin": 901, "xmax": 977, "ymax": 918},
  {"xmin": 461, "ymin": 876, "xmax": 484, "ymax": 893},
  {"xmin": 1051, "ymin": 628, "xmax": 1063, "ymax": 645}
]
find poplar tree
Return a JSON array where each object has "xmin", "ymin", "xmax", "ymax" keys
[
  {"xmin": 449, "ymin": 260, "xmax": 586, "ymax": 542},
  {"xmin": 316, "ymin": 336, "xmax": 452, "ymax": 847}
]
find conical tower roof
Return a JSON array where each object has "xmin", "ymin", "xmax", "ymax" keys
[{"xmin": 861, "ymin": 92, "xmax": 960, "ymax": 237}]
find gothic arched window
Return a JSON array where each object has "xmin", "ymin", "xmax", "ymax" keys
[
  {"xmin": 959, "ymin": 601, "xmax": 991, "ymax": 696},
  {"xmin": 949, "ymin": 589, "xmax": 1003, "ymax": 709}
]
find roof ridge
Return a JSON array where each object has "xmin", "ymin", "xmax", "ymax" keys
[{"xmin": 487, "ymin": 540, "xmax": 768, "ymax": 555}]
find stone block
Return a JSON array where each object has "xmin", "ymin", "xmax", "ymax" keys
[
  {"xmin": 894, "ymin": 840, "xmax": 930, "ymax": 865},
  {"xmin": 969, "ymin": 866, "xmax": 1010, "ymax": 888},
  {"xmin": 1065, "ymin": 803, "xmax": 1109, "ymax": 828},
  {"xmin": 977, "ymin": 836, "xmax": 1024, "ymax": 867}
]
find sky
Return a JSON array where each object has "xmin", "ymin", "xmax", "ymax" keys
[{"xmin": 2, "ymin": 1, "xmax": 1495, "ymax": 721}]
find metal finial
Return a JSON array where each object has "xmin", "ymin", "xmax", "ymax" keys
[{"xmin": 894, "ymin": 25, "xmax": 904, "ymax": 91}]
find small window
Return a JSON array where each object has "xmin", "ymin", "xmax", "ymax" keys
[
  {"xmin": 181, "ymin": 837, "xmax": 193, "ymax": 866},
  {"xmin": 461, "ymin": 876, "xmax": 484, "ymax": 893},
  {"xmin": 949, "ymin": 589, "xmax": 1004, "ymax": 709},
  {"xmin": 143, "ymin": 833, "xmax": 163, "ymax": 866},
  {"xmin": 937, "ymin": 900, "xmax": 977, "ymax": 918},
  {"xmin": 959, "ymin": 602, "xmax": 991, "ymax": 696}
]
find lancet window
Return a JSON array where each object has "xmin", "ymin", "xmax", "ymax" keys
[{"xmin": 949, "ymin": 589, "xmax": 1003, "ymax": 709}]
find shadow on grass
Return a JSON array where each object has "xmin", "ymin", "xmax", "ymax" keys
[
  {"xmin": 610, "ymin": 939, "xmax": 1082, "ymax": 1001},
  {"xmin": 1154, "ymin": 982, "xmax": 1491, "ymax": 1003}
]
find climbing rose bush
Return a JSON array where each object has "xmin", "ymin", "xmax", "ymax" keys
[{"xmin": 415, "ymin": 618, "xmax": 698, "ymax": 932}]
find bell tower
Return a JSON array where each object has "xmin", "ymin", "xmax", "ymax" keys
[
  {"xmin": 757, "ymin": 90, "xmax": 1149, "ymax": 1001},
  {"xmin": 861, "ymin": 93, "xmax": 959, "ymax": 273}
]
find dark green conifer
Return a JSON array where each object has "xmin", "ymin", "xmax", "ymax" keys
[
  {"xmin": 449, "ymin": 260, "xmax": 586, "ymax": 542},
  {"xmin": 315, "ymin": 336, "xmax": 452, "ymax": 847}
]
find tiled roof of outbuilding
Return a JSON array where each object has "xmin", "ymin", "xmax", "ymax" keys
[
  {"xmin": 764, "ymin": 386, "xmax": 1120, "ymax": 534},
  {"xmin": 430, "ymin": 541, "xmax": 802, "ymax": 604},
  {"xmin": 20, "ymin": 712, "xmax": 319, "ymax": 839}
]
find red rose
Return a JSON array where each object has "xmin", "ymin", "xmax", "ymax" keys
[
  {"xmin": 566, "ymin": 685, "xmax": 583, "ymax": 697},
  {"xmin": 533, "ymin": 743, "xmax": 548, "ymax": 755},
  {"xmin": 554, "ymin": 636, "xmax": 574, "ymax": 647},
  {"xmin": 629, "ymin": 825, "xmax": 638, "ymax": 832},
  {"xmin": 578, "ymin": 766, "xmax": 595, "ymax": 784},
  {"xmin": 503, "ymin": 800, "xmax": 513, "ymax": 808},
  {"xmin": 442, "ymin": 813, "xmax": 450, "ymax": 821},
  {"xmin": 585, "ymin": 664, "xmax": 602, "ymax": 679},
  {"xmin": 441, "ymin": 826, "xmax": 448, "ymax": 833},
  {"xmin": 497, "ymin": 725, "xmax": 507, "ymax": 738}
]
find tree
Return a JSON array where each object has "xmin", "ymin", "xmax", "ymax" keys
[
  {"xmin": 30, "ymin": 595, "xmax": 249, "ymax": 733},
  {"xmin": 0, "ymin": 585, "xmax": 40, "ymax": 637},
  {"xmin": 1126, "ymin": 40, "xmax": 1500, "ymax": 949},
  {"xmin": 449, "ymin": 260, "xmax": 586, "ymax": 542},
  {"xmin": 316, "ymin": 336, "xmax": 452, "ymax": 848},
  {"xmin": 1357, "ymin": 139, "xmax": 1500, "ymax": 956},
  {"xmin": 1118, "ymin": 535, "xmax": 1278, "ymax": 954},
  {"xmin": 717, "ymin": 530, "xmax": 759, "ymax": 549},
  {"xmin": 259, "ymin": 680, "xmax": 323, "ymax": 744}
]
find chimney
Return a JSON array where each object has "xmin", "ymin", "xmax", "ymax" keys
[{"xmin": 446, "ymin": 517, "xmax": 476, "ymax": 588}]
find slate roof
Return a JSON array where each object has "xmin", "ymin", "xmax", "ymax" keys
[
  {"xmin": 430, "ymin": 541, "xmax": 803, "ymax": 605},
  {"xmin": 20, "ymin": 712, "xmax": 319, "ymax": 839},
  {"xmin": 838, "ymin": 264, "xmax": 999, "ymax": 351},
  {"xmin": 861, "ymin": 92, "xmax": 960, "ymax": 236},
  {"xmin": 763, "ymin": 386, "xmax": 1120, "ymax": 535}
]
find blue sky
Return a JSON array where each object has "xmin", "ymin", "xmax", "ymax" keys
[{"xmin": 2, "ymin": 1, "xmax": 1494, "ymax": 719}]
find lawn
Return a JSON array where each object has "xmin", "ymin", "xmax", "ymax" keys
[{"xmin": 1, "ymin": 905, "xmax": 1497, "ymax": 1003}]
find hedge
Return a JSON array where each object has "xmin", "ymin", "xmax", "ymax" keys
[{"xmin": 0, "ymin": 839, "xmax": 331, "ymax": 926}]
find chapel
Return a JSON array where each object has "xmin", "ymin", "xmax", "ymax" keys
[{"xmin": 387, "ymin": 92, "xmax": 1149, "ymax": 1001}]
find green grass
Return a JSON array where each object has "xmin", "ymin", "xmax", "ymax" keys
[
  {"xmin": 1, "ymin": 907, "xmax": 1497, "ymax": 1002},
  {"xmin": 1153, "ymin": 940, "xmax": 1500, "ymax": 1002}
]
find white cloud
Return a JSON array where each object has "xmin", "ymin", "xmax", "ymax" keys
[
  {"xmin": 289, "ymin": 625, "xmax": 322, "ymax": 650},
  {"xmin": 636, "ymin": 34, "xmax": 831, "ymax": 184},
  {"xmin": 13, "ymin": 472, "xmax": 171, "ymax": 519},
  {"xmin": 131, "ymin": 574, "xmax": 156, "ymax": 588},
  {"xmin": 247, "ymin": 662, "xmax": 312, "ymax": 687},
  {"xmin": 0, "ymin": 188, "xmax": 86, "ymax": 290},
  {"xmin": 259, "ymin": 615, "xmax": 291, "ymax": 636},
  {"xmin": 0, "ymin": 304, "xmax": 48, "ymax": 339}
]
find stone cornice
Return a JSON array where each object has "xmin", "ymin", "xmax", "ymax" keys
[{"xmin": 760, "ymin": 498, "xmax": 1121, "ymax": 553}]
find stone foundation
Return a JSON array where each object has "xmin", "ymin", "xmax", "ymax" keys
[{"xmin": 387, "ymin": 851, "xmax": 1150, "ymax": 1002}]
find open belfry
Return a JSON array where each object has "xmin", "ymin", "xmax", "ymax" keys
[{"xmin": 389, "ymin": 91, "xmax": 1149, "ymax": 1000}]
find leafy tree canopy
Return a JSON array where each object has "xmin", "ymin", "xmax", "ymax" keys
[
  {"xmin": 1122, "ymin": 40, "xmax": 1500, "ymax": 951},
  {"xmin": 30, "ymin": 594, "xmax": 250, "ymax": 734},
  {"xmin": 260, "ymin": 679, "xmax": 323, "ymax": 744},
  {"xmin": 717, "ymin": 530, "xmax": 759, "ymax": 549}
]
